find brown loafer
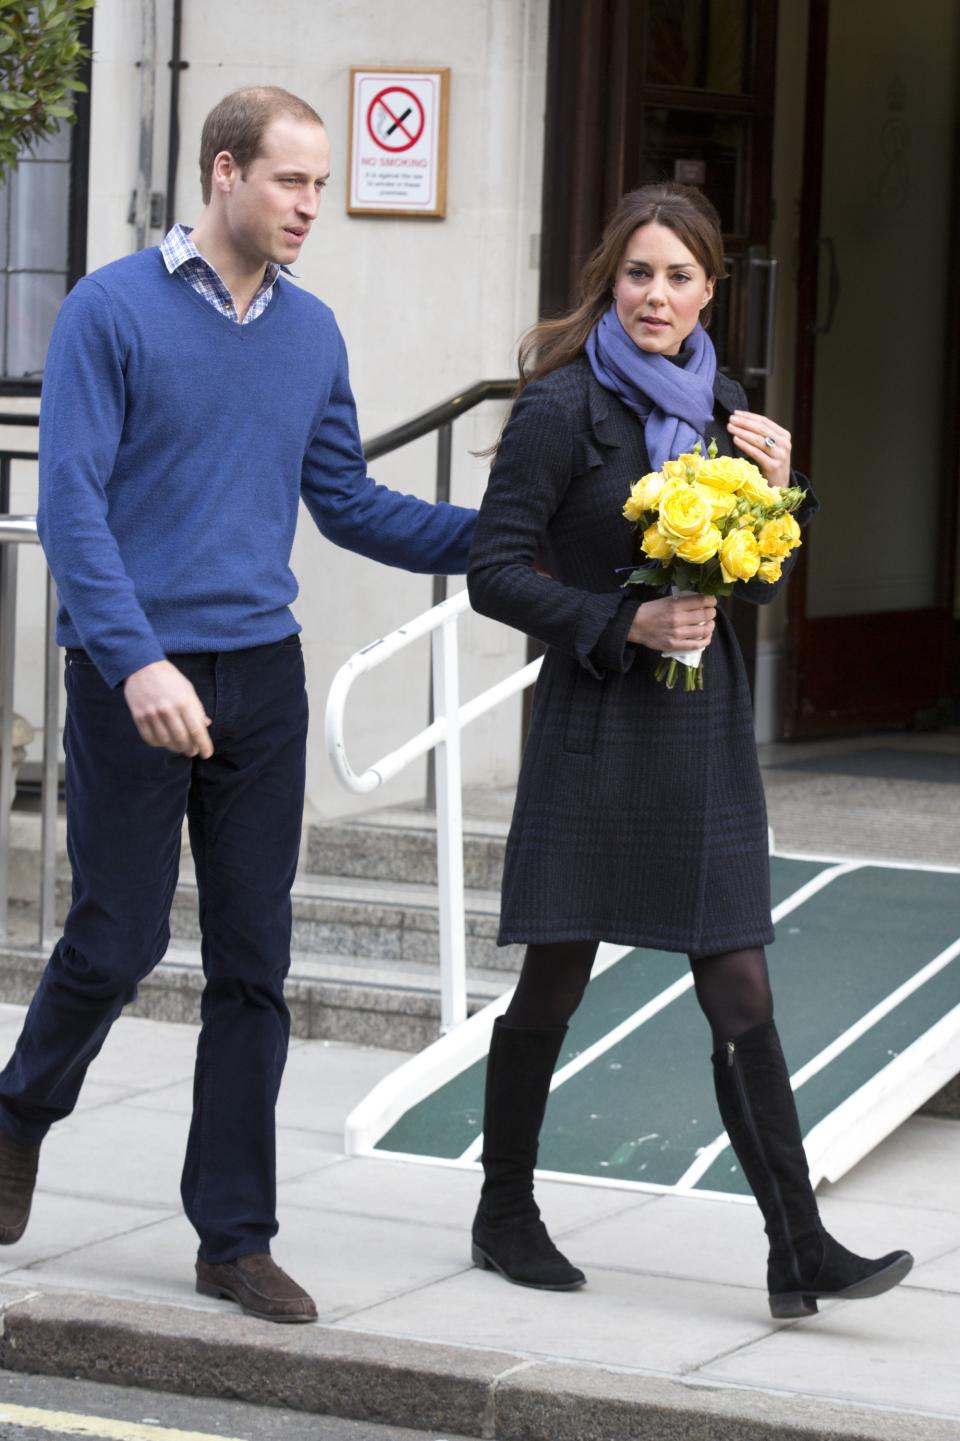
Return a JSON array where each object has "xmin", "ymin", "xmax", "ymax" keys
[
  {"xmin": 195, "ymin": 1253, "xmax": 317, "ymax": 1323},
  {"xmin": 0, "ymin": 1131, "xmax": 40, "ymax": 1245}
]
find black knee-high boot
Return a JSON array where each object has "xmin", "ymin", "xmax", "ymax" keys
[
  {"xmin": 471, "ymin": 1017, "xmax": 585, "ymax": 1290},
  {"xmin": 712, "ymin": 1020, "xmax": 913, "ymax": 1319}
]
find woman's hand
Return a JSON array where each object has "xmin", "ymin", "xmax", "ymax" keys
[
  {"xmin": 728, "ymin": 410, "xmax": 793, "ymax": 488},
  {"xmin": 628, "ymin": 594, "xmax": 717, "ymax": 650}
]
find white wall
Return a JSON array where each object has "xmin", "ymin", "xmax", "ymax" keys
[{"xmin": 13, "ymin": 0, "xmax": 548, "ymax": 819}]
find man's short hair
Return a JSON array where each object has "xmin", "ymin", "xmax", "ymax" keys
[{"xmin": 199, "ymin": 86, "xmax": 324, "ymax": 203}]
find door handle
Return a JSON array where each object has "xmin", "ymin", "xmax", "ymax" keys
[
  {"xmin": 744, "ymin": 250, "xmax": 778, "ymax": 379},
  {"xmin": 813, "ymin": 236, "xmax": 841, "ymax": 334}
]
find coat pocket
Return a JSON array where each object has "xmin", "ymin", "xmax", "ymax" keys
[{"xmin": 562, "ymin": 666, "xmax": 605, "ymax": 756}]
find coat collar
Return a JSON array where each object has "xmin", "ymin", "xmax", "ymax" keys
[
  {"xmin": 712, "ymin": 369, "xmax": 742, "ymax": 417},
  {"xmin": 584, "ymin": 360, "xmax": 622, "ymax": 447}
]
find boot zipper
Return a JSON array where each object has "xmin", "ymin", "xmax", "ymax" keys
[{"xmin": 727, "ymin": 1040, "xmax": 802, "ymax": 1287}]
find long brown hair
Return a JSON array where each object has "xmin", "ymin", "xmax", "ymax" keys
[{"xmin": 518, "ymin": 182, "xmax": 727, "ymax": 393}]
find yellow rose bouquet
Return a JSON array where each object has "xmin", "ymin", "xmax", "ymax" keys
[{"xmin": 622, "ymin": 441, "xmax": 806, "ymax": 690}]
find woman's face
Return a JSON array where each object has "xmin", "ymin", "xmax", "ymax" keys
[{"xmin": 612, "ymin": 221, "xmax": 715, "ymax": 356}]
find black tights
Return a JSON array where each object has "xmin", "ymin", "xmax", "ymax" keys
[{"xmin": 503, "ymin": 939, "xmax": 773, "ymax": 1045}]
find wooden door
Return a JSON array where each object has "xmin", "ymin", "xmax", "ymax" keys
[
  {"xmin": 538, "ymin": 0, "xmax": 781, "ymax": 691},
  {"xmin": 784, "ymin": 0, "xmax": 960, "ymax": 735}
]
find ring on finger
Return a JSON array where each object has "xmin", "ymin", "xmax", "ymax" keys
[{"xmin": 763, "ymin": 435, "xmax": 777, "ymax": 449}]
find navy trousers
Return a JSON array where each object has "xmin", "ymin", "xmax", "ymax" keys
[{"xmin": 0, "ymin": 636, "xmax": 308, "ymax": 1263}]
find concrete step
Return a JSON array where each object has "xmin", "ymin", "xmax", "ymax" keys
[
  {"xmin": 18, "ymin": 869, "xmax": 520, "ymax": 980},
  {"xmin": 4, "ymin": 807, "xmax": 69, "ymax": 903},
  {"xmin": 5, "ymin": 795, "xmax": 523, "ymax": 1048},
  {"xmin": 304, "ymin": 808, "xmax": 508, "ymax": 890},
  {"xmin": 168, "ymin": 871, "xmax": 523, "ymax": 973},
  {"xmin": 9, "ymin": 795, "xmax": 515, "ymax": 897},
  {"xmin": 0, "ymin": 918, "xmax": 512, "ymax": 1052}
]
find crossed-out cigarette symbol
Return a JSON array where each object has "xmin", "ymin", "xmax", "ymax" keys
[{"xmin": 367, "ymin": 86, "xmax": 425, "ymax": 152}]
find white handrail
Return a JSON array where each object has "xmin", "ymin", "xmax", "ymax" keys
[{"xmin": 324, "ymin": 587, "xmax": 543, "ymax": 1031}]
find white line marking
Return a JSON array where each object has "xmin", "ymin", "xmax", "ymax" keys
[
  {"xmin": 789, "ymin": 935, "xmax": 960, "ymax": 1088},
  {"xmin": 591, "ymin": 943, "xmax": 633, "ymax": 977},
  {"xmin": 349, "ymin": 1141, "xmax": 755, "ymax": 1202},
  {"xmin": 809, "ymin": 1001, "xmax": 960, "ymax": 1186},
  {"xmin": 772, "ymin": 847, "xmax": 960, "ymax": 875},
  {"xmin": 460, "ymin": 860, "xmax": 857, "ymax": 1163},
  {"xmin": 675, "ymin": 933, "xmax": 960, "ymax": 1191},
  {"xmin": 458, "ymin": 974, "xmax": 699, "ymax": 1164},
  {"xmin": 0, "ymin": 1403, "xmax": 250, "ymax": 1441},
  {"xmin": 770, "ymin": 860, "xmax": 861, "ymax": 922}
]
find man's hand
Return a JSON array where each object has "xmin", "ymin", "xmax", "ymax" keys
[{"xmin": 123, "ymin": 660, "xmax": 213, "ymax": 758}]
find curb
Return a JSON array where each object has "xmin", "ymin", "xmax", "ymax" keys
[{"xmin": 0, "ymin": 1289, "xmax": 955, "ymax": 1441}]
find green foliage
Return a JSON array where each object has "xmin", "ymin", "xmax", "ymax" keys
[
  {"xmin": 0, "ymin": 0, "xmax": 95, "ymax": 183},
  {"xmin": 625, "ymin": 558, "xmax": 736, "ymax": 599}
]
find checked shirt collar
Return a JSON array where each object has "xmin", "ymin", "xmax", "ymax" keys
[{"xmin": 160, "ymin": 224, "xmax": 292, "ymax": 324}]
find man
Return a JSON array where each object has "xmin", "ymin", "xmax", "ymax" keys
[{"xmin": 0, "ymin": 87, "xmax": 474, "ymax": 1323}]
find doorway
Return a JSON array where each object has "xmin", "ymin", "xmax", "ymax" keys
[
  {"xmin": 538, "ymin": 0, "xmax": 781, "ymax": 694},
  {"xmin": 785, "ymin": 0, "xmax": 960, "ymax": 735}
]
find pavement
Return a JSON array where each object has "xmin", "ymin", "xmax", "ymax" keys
[
  {"xmin": 1, "ymin": 1020, "xmax": 958, "ymax": 1440},
  {"xmin": 0, "ymin": 734, "xmax": 959, "ymax": 1440}
]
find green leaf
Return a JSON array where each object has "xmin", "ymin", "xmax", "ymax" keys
[
  {"xmin": 0, "ymin": 0, "xmax": 92, "ymax": 168},
  {"xmin": 624, "ymin": 565, "xmax": 668, "ymax": 588}
]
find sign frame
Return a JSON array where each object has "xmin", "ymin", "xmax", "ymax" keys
[{"xmin": 348, "ymin": 66, "xmax": 449, "ymax": 219}]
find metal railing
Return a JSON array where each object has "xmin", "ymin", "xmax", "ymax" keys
[
  {"xmin": 356, "ymin": 378, "xmax": 514, "ymax": 805},
  {"xmin": 363, "ymin": 377, "xmax": 513, "ymax": 611},
  {"xmin": 0, "ymin": 411, "xmax": 59, "ymax": 945},
  {"xmin": 325, "ymin": 588, "xmax": 543, "ymax": 1032},
  {"xmin": 0, "ymin": 382, "xmax": 515, "ymax": 954}
]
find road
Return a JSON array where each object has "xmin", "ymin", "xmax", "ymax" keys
[{"xmin": 0, "ymin": 1370, "xmax": 452, "ymax": 1441}]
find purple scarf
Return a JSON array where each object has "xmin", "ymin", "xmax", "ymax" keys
[{"xmin": 585, "ymin": 304, "xmax": 717, "ymax": 471}]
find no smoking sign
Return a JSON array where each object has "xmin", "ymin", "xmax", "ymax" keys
[{"xmin": 349, "ymin": 68, "xmax": 449, "ymax": 217}]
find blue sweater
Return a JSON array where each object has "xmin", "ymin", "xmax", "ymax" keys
[{"xmin": 38, "ymin": 248, "xmax": 475, "ymax": 687}]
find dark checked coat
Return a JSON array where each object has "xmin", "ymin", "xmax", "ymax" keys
[{"xmin": 467, "ymin": 355, "xmax": 819, "ymax": 956}]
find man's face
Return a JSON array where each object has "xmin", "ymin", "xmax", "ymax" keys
[{"xmin": 220, "ymin": 116, "xmax": 331, "ymax": 268}]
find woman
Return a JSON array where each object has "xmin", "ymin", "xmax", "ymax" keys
[{"xmin": 466, "ymin": 183, "xmax": 911, "ymax": 1320}]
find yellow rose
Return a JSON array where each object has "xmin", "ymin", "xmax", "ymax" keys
[
  {"xmin": 697, "ymin": 455, "xmax": 749, "ymax": 493},
  {"xmin": 720, "ymin": 528, "xmax": 761, "ymax": 582},
  {"xmin": 758, "ymin": 515, "xmax": 801, "ymax": 559},
  {"xmin": 692, "ymin": 482, "xmax": 738, "ymax": 522},
  {"xmin": 657, "ymin": 483, "xmax": 712, "ymax": 543},
  {"xmin": 676, "ymin": 450, "xmax": 704, "ymax": 477},
  {"xmin": 641, "ymin": 522, "xmax": 675, "ymax": 561},
  {"xmin": 661, "ymin": 459, "xmax": 688, "ymax": 480},
  {"xmin": 623, "ymin": 494, "xmax": 645, "ymax": 523},
  {"xmin": 737, "ymin": 467, "xmax": 779, "ymax": 507},
  {"xmin": 676, "ymin": 524, "xmax": 722, "ymax": 564},
  {"xmin": 634, "ymin": 470, "xmax": 666, "ymax": 511},
  {"xmin": 757, "ymin": 558, "xmax": 782, "ymax": 584}
]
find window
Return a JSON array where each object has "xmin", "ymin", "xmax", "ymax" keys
[
  {"xmin": 0, "ymin": 124, "xmax": 72, "ymax": 382},
  {"xmin": 0, "ymin": 25, "xmax": 91, "ymax": 394}
]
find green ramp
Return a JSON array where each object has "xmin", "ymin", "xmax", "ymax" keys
[{"xmin": 345, "ymin": 855, "xmax": 960, "ymax": 1199}]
